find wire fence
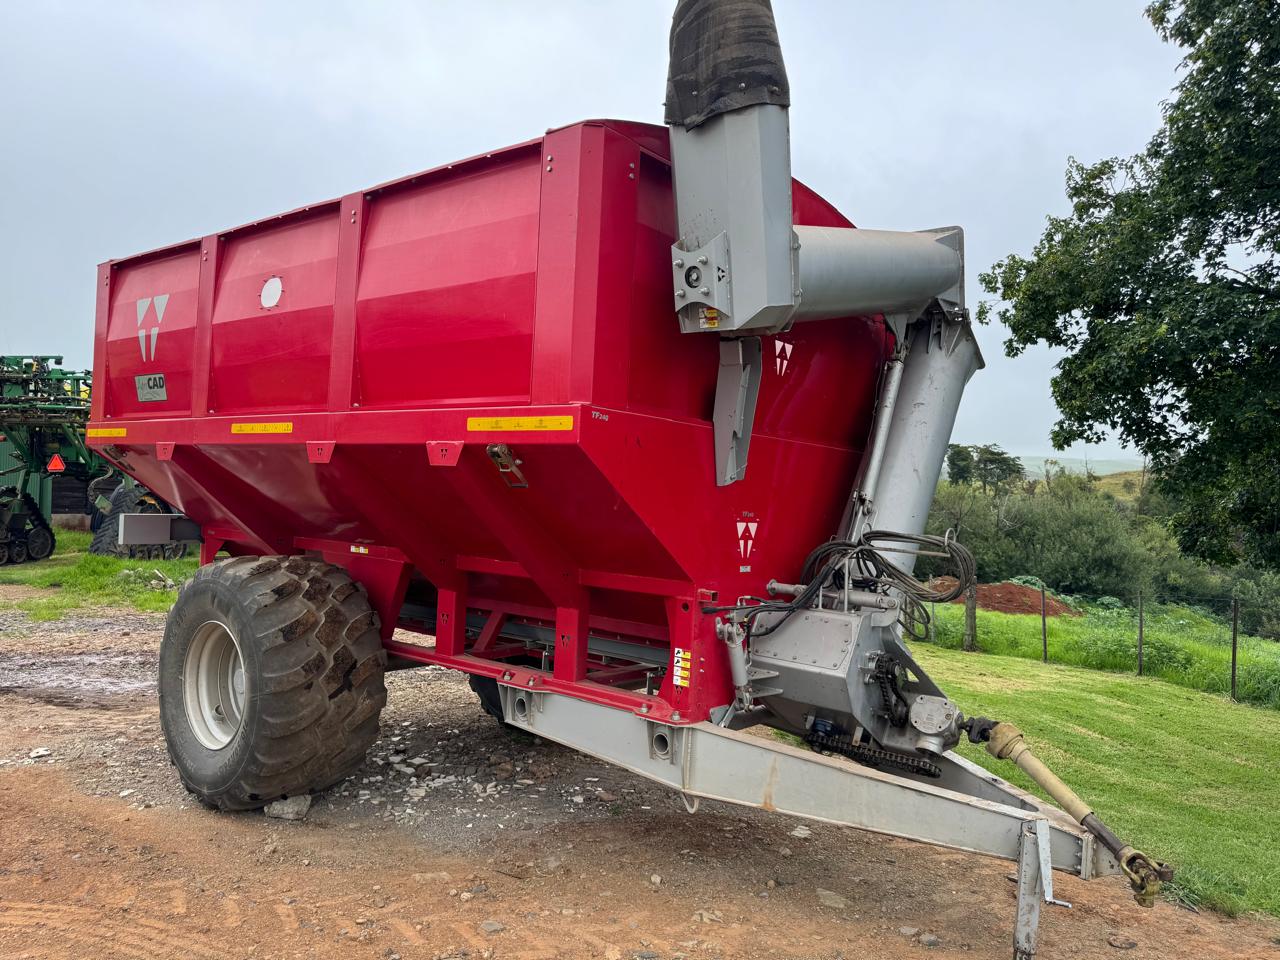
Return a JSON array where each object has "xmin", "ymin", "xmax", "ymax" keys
[{"xmin": 923, "ymin": 581, "xmax": 1280, "ymax": 709}]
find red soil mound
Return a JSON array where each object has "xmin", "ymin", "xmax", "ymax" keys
[{"xmin": 929, "ymin": 577, "xmax": 1079, "ymax": 617}]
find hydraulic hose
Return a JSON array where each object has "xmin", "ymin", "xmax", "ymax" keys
[{"xmin": 965, "ymin": 719, "xmax": 1173, "ymax": 907}]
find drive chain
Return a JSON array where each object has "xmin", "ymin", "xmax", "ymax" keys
[{"xmin": 805, "ymin": 730, "xmax": 942, "ymax": 779}]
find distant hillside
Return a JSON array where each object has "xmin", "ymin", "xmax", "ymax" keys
[
  {"xmin": 1016, "ymin": 455, "xmax": 1144, "ymax": 478},
  {"xmin": 1093, "ymin": 469, "xmax": 1149, "ymax": 502}
]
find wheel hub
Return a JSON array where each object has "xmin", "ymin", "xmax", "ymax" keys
[{"xmin": 184, "ymin": 620, "xmax": 246, "ymax": 750}]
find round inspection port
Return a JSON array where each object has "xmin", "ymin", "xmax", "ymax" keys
[
  {"xmin": 513, "ymin": 694, "xmax": 529, "ymax": 721},
  {"xmin": 683, "ymin": 265, "xmax": 702, "ymax": 288},
  {"xmin": 652, "ymin": 730, "xmax": 671, "ymax": 759},
  {"xmin": 260, "ymin": 275, "xmax": 283, "ymax": 309}
]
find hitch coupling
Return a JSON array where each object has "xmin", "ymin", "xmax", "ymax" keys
[{"xmin": 965, "ymin": 719, "xmax": 1174, "ymax": 907}]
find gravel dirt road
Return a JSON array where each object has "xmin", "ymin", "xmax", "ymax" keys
[{"xmin": 2, "ymin": 601, "xmax": 1277, "ymax": 960}]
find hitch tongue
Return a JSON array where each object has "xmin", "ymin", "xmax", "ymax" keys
[{"xmin": 969, "ymin": 720, "xmax": 1174, "ymax": 907}]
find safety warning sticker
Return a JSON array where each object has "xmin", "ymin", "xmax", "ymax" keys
[{"xmin": 672, "ymin": 647, "xmax": 693, "ymax": 688}]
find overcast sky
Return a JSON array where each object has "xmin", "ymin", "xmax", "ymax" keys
[{"xmin": 0, "ymin": 1, "xmax": 1183, "ymax": 460}]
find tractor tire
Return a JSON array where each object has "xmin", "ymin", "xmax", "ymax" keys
[
  {"xmin": 469, "ymin": 674, "xmax": 506, "ymax": 723},
  {"xmin": 25, "ymin": 525, "xmax": 54, "ymax": 562},
  {"xmin": 158, "ymin": 556, "xmax": 387, "ymax": 811},
  {"xmin": 9, "ymin": 541, "xmax": 27, "ymax": 564},
  {"xmin": 89, "ymin": 484, "xmax": 137, "ymax": 557},
  {"xmin": 0, "ymin": 543, "xmax": 8, "ymax": 565}
]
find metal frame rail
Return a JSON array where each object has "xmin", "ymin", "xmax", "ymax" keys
[{"xmin": 497, "ymin": 685, "xmax": 1119, "ymax": 960}]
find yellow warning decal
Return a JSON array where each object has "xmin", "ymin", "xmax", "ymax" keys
[
  {"xmin": 231, "ymin": 421, "xmax": 294, "ymax": 435},
  {"xmin": 672, "ymin": 647, "xmax": 693, "ymax": 688},
  {"xmin": 87, "ymin": 427, "xmax": 128, "ymax": 438},
  {"xmin": 350, "ymin": 545, "xmax": 370, "ymax": 555},
  {"xmin": 466, "ymin": 415, "xmax": 574, "ymax": 432}
]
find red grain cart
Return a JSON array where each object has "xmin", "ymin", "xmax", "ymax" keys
[{"xmin": 86, "ymin": 3, "xmax": 1166, "ymax": 956}]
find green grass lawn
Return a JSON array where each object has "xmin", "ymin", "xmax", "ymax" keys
[
  {"xmin": 918, "ymin": 645, "xmax": 1280, "ymax": 918},
  {"xmin": 927, "ymin": 601, "xmax": 1280, "ymax": 709},
  {"xmin": 0, "ymin": 528, "xmax": 199, "ymax": 619}
]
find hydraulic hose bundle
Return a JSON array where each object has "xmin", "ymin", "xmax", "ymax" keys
[{"xmin": 707, "ymin": 528, "xmax": 976, "ymax": 642}]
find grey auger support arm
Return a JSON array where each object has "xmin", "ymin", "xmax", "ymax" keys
[{"xmin": 664, "ymin": 1, "xmax": 975, "ymax": 487}]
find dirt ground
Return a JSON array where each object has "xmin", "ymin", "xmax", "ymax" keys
[
  {"xmin": 1, "ymin": 601, "xmax": 1277, "ymax": 960},
  {"xmin": 930, "ymin": 579, "xmax": 1078, "ymax": 618}
]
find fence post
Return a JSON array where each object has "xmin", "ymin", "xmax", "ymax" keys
[
  {"xmin": 1231, "ymin": 597, "xmax": 1239, "ymax": 701},
  {"xmin": 1040, "ymin": 584, "xmax": 1048, "ymax": 663},
  {"xmin": 1137, "ymin": 589, "xmax": 1144, "ymax": 677},
  {"xmin": 963, "ymin": 582, "xmax": 978, "ymax": 652}
]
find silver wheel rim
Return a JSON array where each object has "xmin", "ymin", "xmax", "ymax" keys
[{"xmin": 184, "ymin": 620, "xmax": 246, "ymax": 750}]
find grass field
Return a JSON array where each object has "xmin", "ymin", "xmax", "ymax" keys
[
  {"xmin": 927, "ymin": 601, "xmax": 1280, "ymax": 709},
  {"xmin": 919, "ymin": 645, "xmax": 1280, "ymax": 918},
  {"xmin": 1092, "ymin": 469, "xmax": 1147, "ymax": 502},
  {"xmin": 0, "ymin": 529, "xmax": 198, "ymax": 619}
]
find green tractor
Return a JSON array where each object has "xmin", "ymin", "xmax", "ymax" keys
[{"xmin": 0, "ymin": 355, "xmax": 186, "ymax": 564}]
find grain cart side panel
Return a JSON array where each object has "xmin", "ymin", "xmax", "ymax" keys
[
  {"xmin": 103, "ymin": 246, "xmax": 201, "ymax": 419},
  {"xmin": 210, "ymin": 205, "xmax": 340, "ymax": 414},
  {"xmin": 89, "ymin": 120, "xmax": 888, "ymax": 725},
  {"xmin": 356, "ymin": 144, "xmax": 542, "ymax": 409}
]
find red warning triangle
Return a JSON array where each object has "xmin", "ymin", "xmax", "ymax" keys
[{"xmin": 46, "ymin": 453, "xmax": 66, "ymax": 473}]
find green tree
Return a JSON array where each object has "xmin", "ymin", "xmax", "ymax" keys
[
  {"xmin": 945, "ymin": 443, "xmax": 976, "ymax": 484},
  {"xmin": 980, "ymin": 0, "xmax": 1280, "ymax": 568},
  {"xmin": 971, "ymin": 444, "xmax": 1025, "ymax": 495}
]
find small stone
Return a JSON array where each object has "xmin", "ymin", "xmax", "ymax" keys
[
  {"xmin": 28, "ymin": 748, "xmax": 51, "ymax": 759},
  {"xmin": 650, "ymin": 874, "xmax": 662, "ymax": 887},
  {"xmin": 778, "ymin": 846, "xmax": 793, "ymax": 857},
  {"xmin": 264, "ymin": 795, "xmax": 312, "ymax": 821},
  {"xmin": 920, "ymin": 934, "xmax": 941, "ymax": 948},
  {"xmin": 898, "ymin": 927, "xmax": 920, "ymax": 938},
  {"xmin": 263, "ymin": 843, "xmax": 278, "ymax": 855},
  {"xmin": 816, "ymin": 888, "xmax": 847, "ymax": 910},
  {"xmin": 393, "ymin": 764, "xmax": 416, "ymax": 775},
  {"xmin": 692, "ymin": 909, "xmax": 722, "ymax": 923},
  {"xmin": 1107, "ymin": 934, "xmax": 1138, "ymax": 950},
  {"xmin": 479, "ymin": 920, "xmax": 505, "ymax": 935},
  {"xmin": 459, "ymin": 891, "xmax": 474, "ymax": 903},
  {"xmin": 413, "ymin": 871, "xmax": 453, "ymax": 883},
  {"xmin": 790, "ymin": 825, "xmax": 812, "ymax": 839},
  {"xmin": 118, "ymin": 788, "xmax": 135, "ymax": 798},
  {"xmin": 766, "ymin": 880, "xmax": 777, "ymax": 890}
]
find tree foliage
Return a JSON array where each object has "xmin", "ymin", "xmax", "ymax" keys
[
  {"xmin": 971, "ymin": 444, "xmax": 1026, "ymax": 494},
  {"xmin": 979, "ymin": 0, "xmax": 1280, "ymax": 568},
  {"xmin": 923, "ymin": 465, "xmax": 1280, "ymax": 636},
  {"xmin": 945, "ymin": 443, "xmax": 1024, "ymax": 493},
  {"xmin": 945, "ymin": 444, "xmax": 975, "ymax": 485}
]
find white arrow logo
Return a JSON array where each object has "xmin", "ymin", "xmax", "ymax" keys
[
  {"xmin": 136, "ymin": 294, "xmax": 168, "ymax": 362},
  {"xmin": 736, "ymin": 520, "xmax": 759, "ymax": 558},
  {"xmin": 775, "ymin": 339, "xmax": 793, "ymax": 375}
]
